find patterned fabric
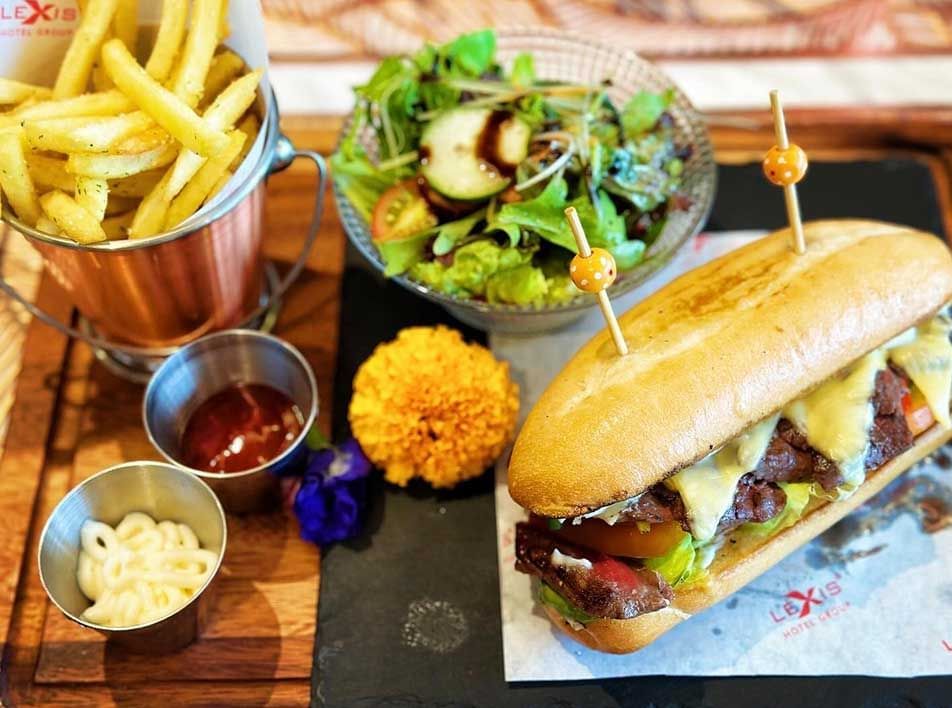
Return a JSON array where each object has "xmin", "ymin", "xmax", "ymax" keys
[
  {"xmin": 0, "ymin": 229, "xmax": 43, "ymax": 456},
  {"xmin": 262, "ymin": 0, "xmax": 952, "ymax": 60}
]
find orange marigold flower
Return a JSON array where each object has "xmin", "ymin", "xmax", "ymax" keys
[{"xmin": 349, "ymin": 326, "xmax": 519, "ymax": 488}]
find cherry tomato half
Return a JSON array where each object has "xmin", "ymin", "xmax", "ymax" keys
[{"xmin": 371, "ymin": 180, "xmax": 438, "ymax": 243}]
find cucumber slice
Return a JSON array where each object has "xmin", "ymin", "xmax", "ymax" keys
[{"xmin": 420, "ymin": 107, "xmax": 531, "ymax": 201}]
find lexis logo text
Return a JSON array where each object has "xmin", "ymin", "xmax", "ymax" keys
[
  {"xmin": 0, "ymin": 2, "xmax": 77, "ymax": 25},
  {"xmin": 769, "ymin": 574, "xmax": 851, "ymax": 639}
]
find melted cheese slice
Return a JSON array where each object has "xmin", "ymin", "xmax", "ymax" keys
[
  {"xmin": 889, "ymin": 316, "xmax": 952, "ymax": 428},
  {"xmin": 783, "ymin": 349, "xmax": 886, "ymax": 489},
  {"xmin": 665, "ymin": 414, "xmax": 778, "ymax": 542},
  {"xmin": 571, "ymin": 313, "xmax": 952, "ymax": 536}
]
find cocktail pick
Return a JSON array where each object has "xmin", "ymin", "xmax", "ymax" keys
[
  {"xmin": 763, "ymin": 89, "xmax": 809, "ymax": 254},
  {"xmin": 564, "ymin": 206, "xmax": 629, "ymax": 357}
]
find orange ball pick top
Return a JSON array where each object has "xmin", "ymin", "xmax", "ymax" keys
[
  {"xmin": 763, "ymin": 144, "xmax": 808, "ymax": 187},
  {"xmin": 570, "ymin": 247, "xmax": 617, "ymax": 293},
  {"xmin": 766, "ymin": 89, "xmax": 807, "ymax": 255}
]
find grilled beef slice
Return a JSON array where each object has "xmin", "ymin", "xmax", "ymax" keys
[
  {"xmin": 514, "ymin": 522, "xmax": 673, "ymax": 620},
  {"xmin": 619, "ymin": 475, "xmax": 786, "ymax": 532},
  {"xmin": 866, "ymin": 367, "xmax": 914, "ymax": 468},
  {"xmin": 756, "ymin": 367, "xmax": 913, "ymax": 489},
  {"xmin": 619, "ymin": 485, "xmax": 688, "ymax": 527},
  {"xmin": 716, "ymin": 474, "xmax": 787, "ymax": 533}
]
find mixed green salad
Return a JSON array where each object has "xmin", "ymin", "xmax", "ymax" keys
[{"xmin": 332, "ymin": 30, "xmax": 691, "ymax": 307}]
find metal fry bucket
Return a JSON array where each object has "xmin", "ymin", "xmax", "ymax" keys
[{"xmin": 0, "ymin": 90, "xmax": 326, "ymax": 382}]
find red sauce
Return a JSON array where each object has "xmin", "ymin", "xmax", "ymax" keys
[{"xmin": 180, "ymin": 383, "xmax": 304, "ymax": 474}]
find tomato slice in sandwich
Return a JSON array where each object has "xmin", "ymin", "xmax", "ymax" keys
[
  {"xmin": 553, "ymin": 518, "xmax": 684, "ymax": 559},
  {"xmin": 902, "ymin": 387, "xmax": 935, "ymax": 436}
]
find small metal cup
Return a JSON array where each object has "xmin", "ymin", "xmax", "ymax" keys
[
  {"xmin": 38, "ymin": 461, "xmax": 227, "ymax": 654},
  {"xmin": 143, "ymin": 330, "xmax": 319, "ymax": 514}
]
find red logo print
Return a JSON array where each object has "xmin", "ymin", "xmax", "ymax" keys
[
  {"xmin": 768, "ymin": 574, "xmax": 850, "ymax": 639},
  {"xmin": 0, "ymin": 2, "xmax": 77, "ymax": 26},
  {"xmin": 786, "ymin": 587, "xmax": 823, "ymax": 618},
  {"xmin": 21, "ymin": 0, "xmax": 54, "ymax": 24}
]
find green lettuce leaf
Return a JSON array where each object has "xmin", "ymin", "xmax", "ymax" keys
[
  {"xmin": 609, "ymin": 239, "xmax": 646, "ymax": 270},
  {"xmin": 409, "ymin": 240, "xmax": 532, "ymax": 299},
  {"xmin": 486, "ymin": 219, "xmax": 521, "ymax": 249},
  {"xmin": 539, "ymin": 583, "xmax": 594, "ymax": 624},
  {"xmin": 407, "ymin": 260, "xmax": 446, "ymax": 290},
  {"xmin": 510, "ymin": 52, "xmax": 535, "ymax": 88},
  {"xmin": 644, "ymin": 531, "xmax": 715, "ymax": 588},
  {"xmin": 444, "ymin": 30, "xmax": 497, "ymax": 76},
  {"xmin": 620, "ymin": 89, "xmax": 673, "ymax": 139},
  {"xmin": 378, "ymin": 229, "xmax": 436, "ymax": 277},
  {"xmin": 432, "ymin": 209, "xmax": 486, "ymax": 256},
  {"xmin": 495, "ymin": 176, "xmax": 575, "ymax": 251},
  {"xmin": 353, "ymin": 56, "xmax": 421, "ymax": 158},
  {"xmin": 330, "ymin": 105, "xmax": 412, "ymax": 221},
  {"xmin": 543, "ymin": 273, "xmax": 580, "ymax": 305},
  {"xmin": 644, "ymin": 531, "xmax": 696, "ymax": 586},
  {"xmin": 486, "ymin": 264, "xmax": 548, "ymax": 306},
  {"xmin": 496, "ymin": 177, "xmax": 644, "ymax": 268},
  {"xmin": 742, "ymin": 483, "xmax": 813, "ymax": 537},
  {"xmin": 330, "ymin": 152, "xmax": 403, "ymax": 222}
]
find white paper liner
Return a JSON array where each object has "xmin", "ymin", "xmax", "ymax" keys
[{"xmin": 491, "ymin": 230, "xmax": 952, "ymax": 680}]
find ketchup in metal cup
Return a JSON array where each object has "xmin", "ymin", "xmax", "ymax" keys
[{"xmin": 180, "ymin": 383, "xmax": 304, "ymax": 473}]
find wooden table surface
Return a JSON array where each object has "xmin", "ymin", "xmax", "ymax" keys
[{"xmin": 2, "ymin": 112, "xmax": 952, "ymax": 706}]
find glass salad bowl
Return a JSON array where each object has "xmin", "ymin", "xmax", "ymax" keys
[{"xmin": 334, "ymin": 28, "xmax": 716, "ymax": 334}]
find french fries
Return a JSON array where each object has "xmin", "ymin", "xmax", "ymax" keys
[
  {"xmin": 210, "ymin": 169, "xmax": 233, "ymax": 198},
  {"xmin": 0, "ymin": 128, "xmax": 41, "ymax": 226},
  {"xmin": 53, "ymin": 0, "xmax": 120, "ymax": 99},
  {"xmin": 39, "ymin": 191, "xmax": 107, "ymax": 243},
  {"xmin": 36, "ymin": 215, "xmax": 61, "ymax": 236},
  {"xmin": 101, "ymin": 39, "xmax": 229, "ymax": 158},
  {"xmin": 108, "ymin": 169, "xmax": 163, "ymax": 198},
  {"xmin": 27, "ymin": 154, "xmax": 76, "ymax": 193},
  {"xmin": 91, "ymin": 62, "xmax": 114, "ymax": 92},
  {"xmin": 145, "ymin": 0, "xmax": 188, "ymax": 82},
  {"xmin": 164, "ymin": 129, "xmax": 244, "ymax": 229},
  {"xmin": 171, "ymin": 0, "xmax": 225, "ymax": 108},
  {"xmin": 75, "ymin": 177, "xmax": 109, "ymax": 221},
  {"xmin": 105, "ymin": 194, "xmax": 138, "ymax": 215},
  {"xmin": 67, "ymin": 142, "xmax": 178, "ymax": 180},
  {"xmin": 0, "ymin": 91, "xmax": 134, "ymax": 127},
  {"xmin": 0, "ymin": 0, "xmax": 262, "ymax": 245},
  {"xmin": 166, "ymin": 70, "xmax": 261, "ymax": 199},
  {"xmin": 129, "ymin": 168, "xmax": 174, "ymax": 239},
  {"xmin": 103, "ymin": 210, "xmax": 134, "ymax": 239},
  {"xmin": 201, "ymin": 50, "xmax": 245, "ymax": 108},
  {"xmin": 24, "ymin": 111, "xmax": 153, "ymax": 154},
  {"xmin": 111, "ymin": 127, "xmax": 170, "ymax": 154},
  {"xmin": 113, "ymin": 0, "xmax": 138, "ymax": 52},
  {"xmin": 0, "ymin": 79, "xmax": 51, "ymax": 106},
  {"xmin": 231, "ymin": 112, "xmax": 260, "ymax": 171}
]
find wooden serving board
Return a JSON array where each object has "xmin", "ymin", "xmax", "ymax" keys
[
  {"xmin": 0, "ymin": 137, "xmax": 343, "ymax": 707},
  {"xmin": 2, "ymin": 116, "xmax": 952, "ymax": 706}
]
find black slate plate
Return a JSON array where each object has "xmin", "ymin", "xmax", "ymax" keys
[{"xmin": 315, "ymin": 159, "xmax": 952, "ymax": 707}]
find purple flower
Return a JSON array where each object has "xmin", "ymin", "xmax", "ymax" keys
[{"xmin": 290, "ymin": 438, "xmax": 371, "ymax": 546}]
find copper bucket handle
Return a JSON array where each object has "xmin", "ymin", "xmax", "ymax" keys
[{"xmin": 0, "ymin": 135, "xmax": 327, "ymax": 358}]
